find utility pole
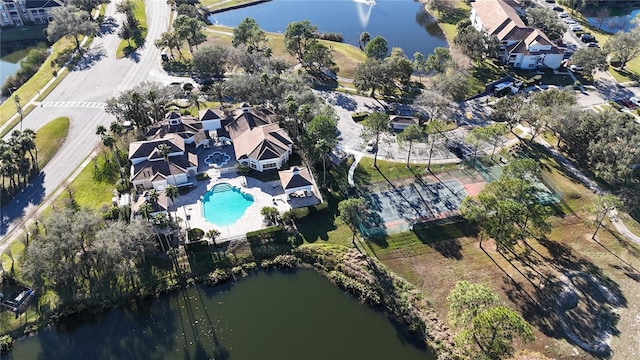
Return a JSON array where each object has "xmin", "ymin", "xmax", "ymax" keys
[{"xmin": 14, "ymin": 95, "xmax": 23, "ymax": 131}]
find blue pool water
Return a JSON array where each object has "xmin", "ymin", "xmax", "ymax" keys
[{"xmin": 202, "ymin": 183, "xmax": 254, "ymax": 226}]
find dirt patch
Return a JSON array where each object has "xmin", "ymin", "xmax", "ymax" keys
[{"xmin": 378, "ymin": 220, "xmax": 640, "ymax": 359}]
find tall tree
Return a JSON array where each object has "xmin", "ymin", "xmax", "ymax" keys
[
  {"xmin": 458, "ymin": 306, "xmax": 534, "ymax": 359},
  {"xmin": 46, "ymin": 5, "xmax": 99, "ymax": 52},
  {"xmin": 283, "ymin": 20, "xmax": 318, "ymax": 62},
  {"xmin": 191, "ymin": 45, "xmax": 229, "ymax": 78},
  {"xmin": 165, "ymin": 185, "xmax": 179, "ymax": 221},
  {"xmin": 335, "ymin": 198, "xmax": 367, "ymax": 246},
  {"xmin": 232, "ymin": 17, "xmax": 268, "ymax": 53},
  {"xmin": 173, "ymin": 15, "xmax": 206, "ymax": 54},
  {"xmin": 364, "ymin": 36, "xmax": 389, "ymax": 60},
  {"xmin": 526, "ymin": 7, "xmax": 567, "ymax": 41},
  {"xmin": 483, "ymin": 123, "xmax": 509, "ymax": 159},
  {"xmin": 454, "ymin": 25, "xmax": 497, "ymax": 62},
  {"xmin": 428, "ymin": 72, "xmax": 471, "ymax": 102},
  {"xmin": 425, "ymin": 120, "xmax": 448, "ymax": 170},
  {"xmin": 302, "ymin": 114, "xmax": 338, "ymax": 184},
  {"xmin": 413, "ymin": 51, "xmax": 427, "ymax": 82},
  {"xmin": 586, "ymin": 194, "xmax": 623, "ymax": 240},
  {"xmin": 155, "ymin": 31, "xmax": 184, "ymax": 60},
  {"xmin": 413, "ymin": 90, "xmax": 456, "ymax": 123},
  {"xmin": 425, "ymin": 47, "xmax": 452, "ymax": 74},
  {"xmin": 447, "ymin": 280, "xmax": 500, "ymax": 327},
  {"xmin": 359, "ymin": 31, "xmax": 371, "ymax": 50},
  {"xmin": 353, "ymin": 58, "xmax": 389, "ymax": 100},
  {"xmin": 397, "ymin": 124, "xmax": 425, "ymax": 167},
  {"xmin": 386, "ymin": 47, "xmax": 414, "ymax": 89},
  {"xmin": 603, "ymin": 29, "xmax": 640, "ymax": 70},
  {"xmin": 361, "ymin": 112, "xmax": 391, "ymax": 167},
  {"xmin": 570, "ymin": 47, "xmax": 608, "ymax": 75},
  {"xmin": 68, "ymin": 0, "xmax": 110, "ymax": 13}
]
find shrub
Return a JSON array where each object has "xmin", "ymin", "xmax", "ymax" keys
[
  {"xmin": 316, "ymin": 32, "xmax": 343, "ymax": 42},
  {"xmin": 291, "ymin": 202, "xmax": 329, "ymax": 219},
  {"xmin": 609, "ymin": 101, "xmax": 623, "ymax": 111},
  {"xmin": 351, "ymin": 111, "xmax": 369, "ymax": 122},
  {"xmin": 246, "ymin": 226, "xmax": 283, "ymax": 241},
  {"xmin": 0, "ymin": 335, "xmax": 13, "ymax": 353},
  {"xmin": 196, "ymin": 172, "xmax": 209, "ymax": 180},
  {"xmin": 188, "ymin": 227, "xmax": 205, "ymax": 242}
]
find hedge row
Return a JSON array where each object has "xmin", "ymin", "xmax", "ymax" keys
[
  {"xmin": 291, "ymin": 202, "xmax": 329, "ymax": 220},
  {"xmin": 246, "ymin": 225, "xmax": 283, "ymax": 241}
]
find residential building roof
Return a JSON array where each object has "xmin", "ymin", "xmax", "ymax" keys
[
  {"xmin": 472, "ymin": 0, "xmax": 525, "ymax": 35},
  {"xmin": 199, "ymin": 108, "xmax": 225, "ymax": 122},
  {"xmin": 279, "ymin": 167, "xmax": 313, "ymax": 190},
  {"xmin": 390, "ymin": 115, "xmax": 419, "ymax": 126},
  {"xmin": 225, "ymin": 106, "xmax": 274, "ymax": 139},
  {"xmin": 25, "ymin": 0, "xmax": 63, "ymax": 9},
  {"xmin": 131, "ymin": 152, "xmax": 197, "ymax": 182},
  {"xmin": 129, "ymin": 136, "xmax": 185, "ymax": 161},
  {"xmin": 233, "ymin": 123, "xmax": 292, "ymax": 161}
]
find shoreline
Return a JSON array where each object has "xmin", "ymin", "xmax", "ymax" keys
[
  {"xmin": 206, "ymin": 0, "xmax": 272, "ymax": 15},
  {"xmin": 3, "ymin": 244, "xmax": 456, "ymax": 359}
]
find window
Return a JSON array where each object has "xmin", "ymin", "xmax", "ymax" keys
[
  {"xmin": 250, "ymin": 162, "xmax": 257, "ymax": 169},
  {"xmin": 34, "ymin": 17, "xmax": 40, "ymax": 23},
  {"xmin": 263, "ymin": 163, "xmax": 277, "ymax": 169}
]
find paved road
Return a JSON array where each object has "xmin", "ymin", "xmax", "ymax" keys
[{"xmin": 1, "ymin": 0, "xmax": 171, "ymax": 240}]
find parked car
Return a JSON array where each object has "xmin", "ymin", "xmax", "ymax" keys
[
  {"xmin": 587, "ymin": 42, "xmax": 600, "ymax": 48},
  {"xmin": 553, "ymin": 6, "xmax": 563, "ymax": 11},
  {"xmin": 365, "ymin": 139, "xmax": 377, "ymax": 153},
  {"xmin": 580, "ymin": 34, "xmax": 595, "ymax": 43},
  {"xmin": 545, "ymin": 0, "xmax": 555, "ymax": 3},
  {"xmin": 570, "ymin": 25, "xmax": 583, "ymax": 32},
  {"xmin": 621, "ymin": 99, "xmax": 637, "ymax": 109},
  {"xmin": 559, "ymin": 12, "xmax": 569, "ymax": 18},
  {"xmin": 630, "ymin": 97, "xmax": 640, "ymax": 107},
  {"xmin": 569, "ymin": 64, "xmax": 584, "ymax": 72}
]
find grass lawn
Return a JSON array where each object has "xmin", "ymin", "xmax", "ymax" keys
[
  {"xmin": 429, "ymin": 0, "xmax": 471, "ymax": 42},
  {"xmin": 35, "ymin": 117, "xmax": 70, "ymax": 169},
  {"xmin": 116, "ymin": 0, "xmax": 148, "ymax": 59},
  {"xmin": 203, "ymin": 25, "xmax": 366, "ymax": 79},
  {"xmin": 0, "ymin": 38, "xmax": 74, "ymax": 131},
  {"xmin": 201, "ymin": 0, "xmax": 257, "ymax": 10},
  {"xmin": 468, "ymin": 60, "xmax": 509, "ymax": 94},
  {"xmin": 52, "ymin": 154, "xmax": 118, "ymax": 210},
  {"xmin": 356, "ymin": 156, "xmax": 460, "ymax": 185}
]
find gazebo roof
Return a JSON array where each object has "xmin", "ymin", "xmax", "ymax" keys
[{"xmin": 278, "ymin": 167, "xmax": 313, "ymax": 190}]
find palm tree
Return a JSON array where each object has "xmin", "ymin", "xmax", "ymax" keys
[
  {"xmin": 148, "ymin": 188, "xmax": 160, "ymax": 203},
  {"xmin": 165, "ymin": 185, "xmax": 179, "ymax": 220},
  {"xmin": 206, "ymin": 229, "xmax": 221, "ymax": 246},
  {"xmin": 156, "ymin": 143, "xmax": 176, "ymax": 186},
  {"xmin": 95, "ymin": 125, "xmax": 107, "ymax": 137},
  {"xmin": 138, "ymin": 202, "xmax": 153, "ymax": 220},
  {"xmin": 210, "ymin": 81, "xmax": 227, "ymax": 109},
  {"xmin": 109, "ymin": 121, "xmax": 124, "ymax": 138},
  {"xmin": 20, "ymin": 129, "xmax": 37, "ymax": 169}
]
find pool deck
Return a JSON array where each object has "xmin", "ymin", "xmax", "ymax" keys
[{"xmin": 173, "ymin": 169, "xmax": 294, "ymax": 240}]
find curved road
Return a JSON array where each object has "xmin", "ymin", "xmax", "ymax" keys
[{"xmin": 1, "ymin": 0, "xmax": 171, "ymax": 240}]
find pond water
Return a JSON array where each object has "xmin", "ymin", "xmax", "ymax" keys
[
  {"xmin": 8, "ymin": 269, "xmax": 433, "ymax": 359},
  {"xmin": 209, "ymin": 0, "xmax": 448, "ymax": 57},
  {"xmin": 585, "ymin": 8, "xmax": 640, "ymax": 33}
]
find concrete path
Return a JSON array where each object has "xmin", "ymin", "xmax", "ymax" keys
[{"xmin": 347, "ymin": 152, "xmax": 363, "ymax": 187}]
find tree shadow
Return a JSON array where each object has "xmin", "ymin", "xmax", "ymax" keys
[
  {"xmin": 411, "ymin": 220, "xmax": 474, "ymax": 260},
  {"xmin": 98, "ymin": 16, "xmax": 118, "ymax": 36},
  {"xmin": 0, "ymin": 171, "xmax": 45, "ymax": 236},
  {"xmin": 71, "ymin": 45, "xmax": 106, "ymax": 71}
]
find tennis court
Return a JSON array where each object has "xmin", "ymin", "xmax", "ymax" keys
[{"xmin": 360, "ymin": 179, "xmax": 469, "ymax": 237}]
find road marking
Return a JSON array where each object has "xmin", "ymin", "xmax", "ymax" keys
[{"xmin": 40, "ymin": 101, "xmax": 106, "ymax": 109}]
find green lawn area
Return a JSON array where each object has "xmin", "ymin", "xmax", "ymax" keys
[
  {"xmin": 430, "ymin": 0, "xmax": 471, "ymax": 42},
  {"xmin": 53, "ymin": 154, "xmax": 117, "ymax": 210},
  {"xmin": 356, "ymin": 156, "xmax": 460, "ymax": 185},
  {"xmin": 202, "ymin": 0, "xmax": 259, "ymax": 10},
  {"xmin": 0, "ymin": 38, "xmax": 74, "ymax": 132},
  {"xmin": 35, "ymin": 117, "xmax": 70, "ymax": 169},
  {"xmin": 468, "ymin": 60, "xmax": 509, "ymax": 94},
  {"xmin": 116, "ymin": 0, "xmax": 148, "ymax": 59},
  {"xmin": 204, "ymin": 25, "xmax": 366, "ymax": 79}
]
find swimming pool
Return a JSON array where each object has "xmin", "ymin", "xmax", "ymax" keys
[{"xmin": 202, "ymin": 183, "xmax": 254, "ymax": 226}]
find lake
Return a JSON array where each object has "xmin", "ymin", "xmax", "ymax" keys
[
  {"xmin": 586, "ymin": 7, "xmax": 640, "ymax": 34},
  {"xmin": 7, "ymin": 269, "xmax": 433, "ymax": 359},
  {"xmin": 209, "ymin": 0, "xmax": 448, "ymax": 58}
]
